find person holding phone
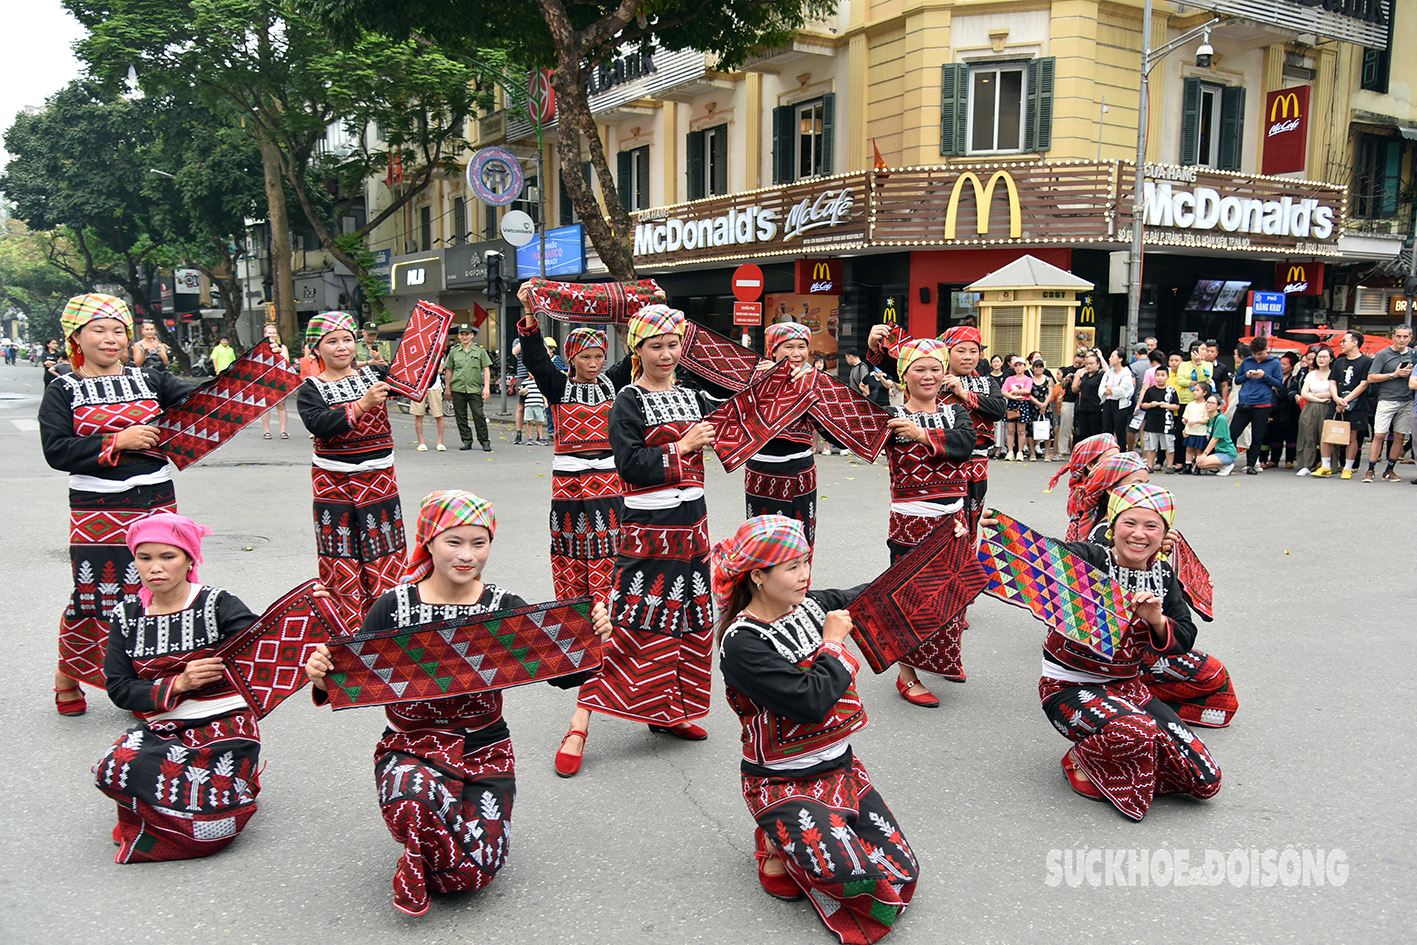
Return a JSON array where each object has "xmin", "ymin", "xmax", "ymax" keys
[{"xmin": 1363, "ymin": 326, "xmax": 1413, "ymax": 482}]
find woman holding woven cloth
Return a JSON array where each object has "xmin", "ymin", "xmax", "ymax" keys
[{"xmin": 715, "ymin": 515, "xmax": 918, "ymax": 944}]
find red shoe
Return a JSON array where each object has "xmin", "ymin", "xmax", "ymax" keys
[
  {"xmin": 895, "ymin": 674, "xmax": 940, "ymax": 708},
  {"xmin": 1061, "ymin": 748, "xmax": 1104, "ymax": 800},
  {"xmin": 754, "ymin": 828, "xmax": 803, "ymax": 901},
  {"xmin": 55, "ymin": 685, "xmax": 86, "ymax": 716},
  {"xmin": 555, "ymin": 728, "xmax": 588, "ymax": 778},
  {"xmin": 648, "ymin": 722, "xmax": 708, "ymax": 740},
  {"xmin": 112, "ymin": 824, "xmax": 123, "ymax": 846}
]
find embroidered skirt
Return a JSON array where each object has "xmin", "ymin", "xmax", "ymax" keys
[
  {"xmin": 579, "ymin": 498, "xmax": 713, "ymax": 724},
  {"xmin": 1040, "ymin": 674, "xmax": 1221, "ymax": 821},
  {"xmin": 745, "ymin": 455, "xmax": 818, "ymax": 546},
  {"xmin": 62, "ymin": 482, "xmax": 177, "ymax": 686},
  {"xmin": 1141, "ymin": 647, "xmax": 1239, "ymax": 728},
  {"xmin": 94, "ymin": 709, "xmax": 260, "ymax": 863},
  {"xmin": 888, "ymin": 510, "xmax": 967, "ymax": 681},
  {"xmin": 743, "ymin": 756, "xmax": 917, "ymax": 945},
  {"xmin": 548, "ymin": 466, "xmax": 623, "ymax": 606},
  {"xmin": 376, "ymin": 730, "xmax": 516, "ymax": 916},
  {"xmin": 312, "ymin": 465, "xmax": 406, "ymax": 629}
]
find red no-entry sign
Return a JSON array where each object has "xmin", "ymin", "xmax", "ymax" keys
[{"xmin": 732, "ymin": 263, "xmax": 764, "ymax": 302}]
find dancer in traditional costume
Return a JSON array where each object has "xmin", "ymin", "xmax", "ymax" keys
[
  {"xmin": 870, "ymin": 336, "xmax": 977, "ymax": 707},
  {"xmin": 296, "ymin": 311, "xmax": 406, "ymax": 630},
  {"xmin": 1044, "ymin": 433, "xmax": 1120, "ymax": 541},
  {"xmin": 305, "ymin": 490, "xmax": 612, "ymax": 916},
  {"xmin": 1019, "ymin": 483, "xmax": 1221, "ymax": 820},
  {"xmin": 744, "ymin": 322, "xmax": 824, "ymax": 545},
  {"xmin": 1063, "ymin": 453, "xmax": 1240, "ymax": 729},
  {"xmin": 575, "ymin": 304, "xmax": 720, "ymax": 760},
  {"xmin": 513, "ymin": 306, "xmax": 634, "ymax": 777},
  {"xmin": 39, "ymin": 294, "xmax": 195, "ymax": 714},
  {"xmin": 714, "ymin": 515, "xmax": 917, "ymax": 944},
  {"xmin": 95, "ymin": 514, "xmax": 262, "ymax": 863}
]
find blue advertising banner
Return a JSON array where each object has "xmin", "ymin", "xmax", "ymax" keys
[
  {"xmin": 1252, "ymin": 291, "xmax": 1286, "ymax": 317},
  {"xmin": 516, "ymin": 224, "xmax": 586, "ymax": 279}
]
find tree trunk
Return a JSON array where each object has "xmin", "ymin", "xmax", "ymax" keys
[{"xmin": 256, "ymin": 127, "xmax": 298, "ymax": 345}]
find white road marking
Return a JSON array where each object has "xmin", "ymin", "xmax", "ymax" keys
[{"xmin": 9, "ymin": 418, "xmax": 38, "ymax": 431}]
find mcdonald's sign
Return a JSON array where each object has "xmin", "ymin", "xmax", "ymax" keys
[
  {"xmin": 882, "ymin": 296, "xmax": 899, "ymax": 324},
  {"xmin": 1261, "ymin": 86, "xmax": 1310, "ymax": 175},
  {"xmin": 795, "ymin": 258, "xmax": 843, "ymax": 295},
  {"xmin": 1276, "ymin": 261, "xmax": 1323, "ymax": 296},
  {"xmin": 943, "ymin": 171, "xmax": 1022, "ymax": 241}
]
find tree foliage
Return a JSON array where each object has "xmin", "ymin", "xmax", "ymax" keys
[
  {"xmin": 0, "ymin": 221, "xmax": 89, "ymax": 344},
  {"xmin": 305, "ymin": 0, "xmax": 834, "ymax": 279}
]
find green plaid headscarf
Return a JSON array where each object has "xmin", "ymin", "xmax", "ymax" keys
[
  {"xmin": 627, "ymin": 304, "xmax": 685, "ymax": 377},
  {"xmin": 404, "ymin": 490, "xmax": 497, "ymax": 582},
  {"xmin": 304, "ymin": 311, "xmax": 358, "ymax": 353},
  {"xmin": 1107, "ymin": 481, "xmax": 1176, "ymax": 530},
  {"xmin": 61, "ymin": 294, "xmax": 133, "ymax": 368}
]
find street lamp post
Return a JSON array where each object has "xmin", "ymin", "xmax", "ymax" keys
[{"xmin": 1125, "ymin": 6, "xmax": 1221, "ymax": 347}]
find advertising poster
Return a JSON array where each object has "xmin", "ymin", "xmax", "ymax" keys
[{"xmin": 764, "ymin": 292, "xmax": 839, "ymax": 369}]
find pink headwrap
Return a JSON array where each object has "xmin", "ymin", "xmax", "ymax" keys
[{"xmin": 125, "ymin": 513, "xmax": 213, "ymax": 607}]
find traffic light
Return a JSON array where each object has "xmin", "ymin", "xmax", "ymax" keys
[{"xmin": 485, "ymin": 250, "xmax": 504, "ymax": 304}]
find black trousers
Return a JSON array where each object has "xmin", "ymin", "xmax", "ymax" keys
[
  {"xmin": 1230, "ymin": 405, "xmax": 1271, "ymax": 469},
  {"xmin": 1076, "ymin": 409, "xmax": 1105, "ymax": 441},
  {"xmin": 451, "ymin": 390, "xmax": 490, "ymax": 446}
]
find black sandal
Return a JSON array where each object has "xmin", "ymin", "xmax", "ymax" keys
[{"xmin": 263, "ymin": 432, "xmax": 272, "ymax": 439}]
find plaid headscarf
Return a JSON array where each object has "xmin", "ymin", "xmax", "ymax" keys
[
  {"xmin": 563, "ymin": 327, "xmax": 607, "ymax": 364},
  {"xmin": 304, "ymin": 311, "xmax": 359, "ymax": 352},
  {"xmin": 62, "ymin": 294, "xmax": 133, "ymax": 368},
  {"xmin": 894, "ymin": 337, "xmax": 950, "ymax": 378},
  {"xmin": 1047, "ymin": 432, "xmax": 1120, "ymax": 493},
  {"xmin": 125, "ymin": 513, "xmax": 213, "ymax": 608},
  {"xmin": 1071, "ymin": 451, "xmax": 1149, "ymax": 538},
  {"xmin": 939, "ymin": 325, "xmax": 986, "ymax": 350},
  {"xmin": 710, "ymin": 515, "xmax": 811, "ymax": 617},
  {"xmin": 765, "ymin": 322, "xmax": 811, "ymax": 356},
  {"xmin": 1108, "ymin": 481, "xmax": 1176, "ymax": 530},
  {"xmin": 627, "ymin": 304, "xmax": 686, "ymax": 376},
  {"xmin": 404, "ymin": 490, "xmax": 497, "ymax": 582}
]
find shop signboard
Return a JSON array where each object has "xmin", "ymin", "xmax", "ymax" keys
[
  {"xmin": 515, "ymin": 225, "xmax": 585, "ymax": 279},
  {"xmin": 1252, "ymin": 291, "xmax": 1286, "ymax": 317},
  {"xmin": 446, "ymin": 240, "xmax": 512, "ymax": 288},
  {"xmin": 733, "ymin": 302, "xmax": 762, "ymax": 326},
  {"xmin": 1276, "ymin": 261, "xmax": 1324, "ymax": 295},
  {"xmin": 795, "ymin": 258, "xmax": 842, "ymax": 294},
  {"xmin": 1261, "ymin": 87, "xmax": 1310, "ymax": 176}
]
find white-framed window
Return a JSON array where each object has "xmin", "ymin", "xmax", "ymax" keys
[
  {"xmin": 772, "ymin": 93, "xmax": 835, "ymax": 183},
  {"xmin": 968, "ymin": 64, "xmax": 1026, "ymax": 154},
  {"xmin": 1195, "ymin": 84, "xmax": 1223, "ymax": 168},
  {"xmin": 617, "ymin": 145, "xmax": 651, "ymax": 211},
  {"xmin": 797, "ymin": 99, "xmax": 828, "ymax": 178}
]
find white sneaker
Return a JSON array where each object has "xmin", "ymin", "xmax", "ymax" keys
[
  {"xmin": 436, "ymin": 443, "xmax": 446, "ymax": 451},
  {"xmin": 820, "ymin": 446, "xmax": 832, "ymax": 455},
  {"xmin": 415, "ymin": 443, "xmax": 428, "ymax": 452},
  {"xmin": 1296, "ymin": 467, "xmax": 1311, "ymax": 477},
  {"xmin": 1217, "ymin": 464, "xmax": 1234, "ymax": 477}
]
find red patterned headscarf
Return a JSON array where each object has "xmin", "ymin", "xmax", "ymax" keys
[
  {"xmin": 710, "ymin": 515, "xmax": 811, "ymax": 617},
  {"xmin": 1047, "ymin": 432, "xmax": 1120, "ymax": 493},
  {"xmin": 404, "ymin": 490, "xmax": 497, "ymax": 582},
  {"xmin": 1071, "ymin": 451, "xmax": 1149, "ymax": 539},
  {"xmin": 125, "ymin": 513, "xmax": 213, "ymax": 607},
  {"xmin": 939, "ymin": 325, "xmax": 985, "ymax": 350},
  {"xmin": 765, "ymin": 322, "xmax": 811, "ymax": 356},
  {"xmin": 62, "ymin": 293, "xmax": 134, "ymax": 369},
  {"xmin": 563, "ymin": 327, "xmax": 607, "ymax": 363}
]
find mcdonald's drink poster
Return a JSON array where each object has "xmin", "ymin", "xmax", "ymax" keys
[
  {"xmin": 1262, "ymin": 86, "xmax": 1309, "ymax": 176},
  {"xmin": 765, "ymin": 293, "xmax": 839, "ymax": 369}
]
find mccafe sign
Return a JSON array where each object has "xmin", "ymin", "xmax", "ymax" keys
[
  {"xmin": 633, "ymin": 175, "xmax": 867, "ymax": 265},
  {"xmin": 1262, "ymin": 87, "xmax": 1310, "ymax": 176}
]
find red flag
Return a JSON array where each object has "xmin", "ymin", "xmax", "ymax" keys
[
  {"xmin": 472, "ymin": 302, "xmax": 489, "ymax": 328},
  {"xmin": 872, "ymin": 139, "xmax": 890, "ymax": 179}
]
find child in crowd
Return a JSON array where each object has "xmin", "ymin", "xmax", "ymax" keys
[
  {"xmin": 1180, "ymin": 381, "xmax": 1213, "ymax": 473},
  {"xmin": 522, "ymin": 374, "xmax": 548, "ymax": 445},
  {"xmin": 1140, "ymin": 366, "xmax": 1180, "ymax": 473}
]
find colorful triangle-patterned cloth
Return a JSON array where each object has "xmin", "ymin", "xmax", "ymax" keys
[
  {"xmin": 1166, "ymin": 531, "xmax": 1213, "ymax": 621},
  {"xmin": 846, "ymin": 518, "xmax": 988, "ymax": 673},
  {"xmin": 708, "ymin": 360, "xmax": 821, "ymax": 471},
  {"xmin": 386, "ymin": 299, "xmax": 455, "ymax": 399},
  {"xmin": 217, "ymin": 579, "xmax": 347, "ymax": 718},
  {"xmin": 148, "ymin": 347, "xmax": 300, "ymax": 469},
  {"xmin": 323, "ymin": 596, "xmax": 601, "ymax": 709},
  {"xmin": 521, "ymin": 278, "xmax": 667, "ymax": 325},
  {"xmin": 976, "ymin": 512, "xmax": 1131, "ymax": 659}
]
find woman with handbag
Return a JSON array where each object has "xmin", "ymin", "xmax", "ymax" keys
[
  {"xmin": 1027, "ymin": 357, "xmax": 1053, "ymax": 460},
  {"xmin": 1294, "ymin": 347, "xmax": 1333, "ymax": 476}
]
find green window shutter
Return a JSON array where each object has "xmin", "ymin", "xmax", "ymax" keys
[
  {"xmin": 686, "ymin": 129, "xmax": 705, "ymax": 200},
  {"xmin": 772, "ymin": 105, "xmax": 793, "ymax": 183},
  {"xmin": 1180, "ymin": 77, "xmax": 1202, "ymax": 166},
  {"xmin": 940, "ymin": 64, "xmax": 967, "ymax": 155},
  {"xmin": 1218, "ymin": 85, "xmax": 1245, "ymax": 171},
  {"xmin": 617, "ymin": 150, "xmax": 632, "ymax": 211},
  {"xmin": 1381, "ymin": 139, "xmax": 1401, "ymax": 215},
  {"xmin": 559, "ymin": 167, "xmax": 574, "ymax": 224},
  {"xmin": 635, "ymin": 146, "xmax": 650, "ymax": 210},
  {"xmin": 1024, "ymin": 57, "xmax": 1056, "ymax": 153},
  {"xmin": 710, "ymin": 125, "xmax": 728, "ymax": 195},
  {"xmin": 820, "ymin": 92, "xmax": 836, "ymax": 174}
]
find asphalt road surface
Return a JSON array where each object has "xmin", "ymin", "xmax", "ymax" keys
[{"xmin": 1, "ymin": 364, "xmax": 1410, "ymax": 944}]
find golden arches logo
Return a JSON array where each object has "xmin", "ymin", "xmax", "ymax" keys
[
  {"xmin": 1286, "ymin": 265, "xmax": 1307, "ymax": 283},
  {"xmin": 1079, "ymin": 304, "xmax": 1095, "ymax": 325},
  {"xmin": 883, "ymin": 297, "xmax": 898, "ymax": 324},
  {"xmin": 812, "ymin": 261, "xmax": 833, "ymax": 282},
  {"xmin": 1270, "ymin": 92, "xmax": 1301, "ymax": 122},
  {"xmin": 944, "ymin": 171, "xmax": 1022, "ymax": 240}
]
